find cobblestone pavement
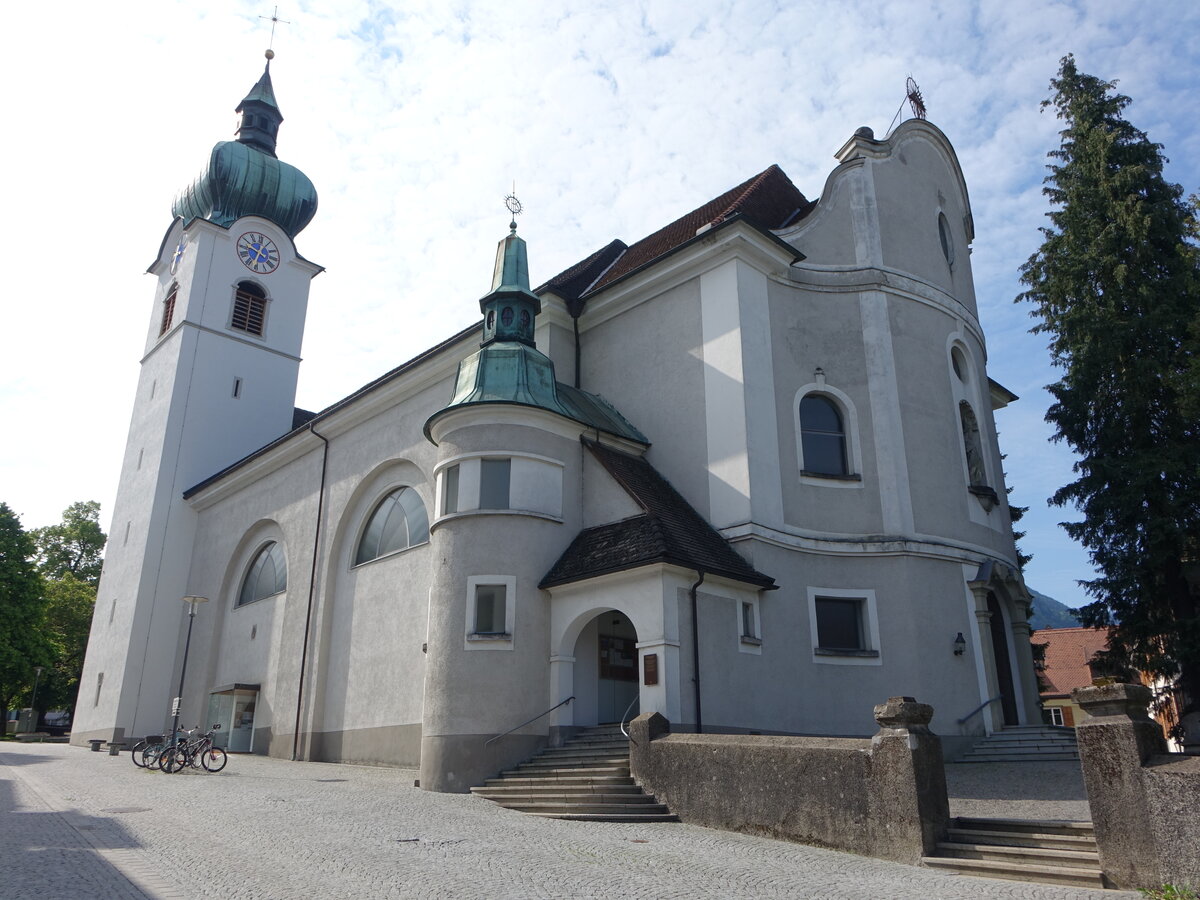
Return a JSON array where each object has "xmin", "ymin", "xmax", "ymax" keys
[{"xmin": 1, "ymin": 744, "xmax": 1135, "ymax": 900}]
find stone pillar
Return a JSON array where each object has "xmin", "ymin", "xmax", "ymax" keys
[
  {"xmin": 970, "ymin": 594, "xmax": 1004, "ymax": 732},
  {"xmin": 1008, "ymin": 615, "xmax": 1042, "ymax": 725},
  {"xmin": 1072, "ymin": 683, "xmax": 1167, "ymax": 889},
  {"xmin": 867, "ymin": 696, "xmax": 950, "ymax": 863}
]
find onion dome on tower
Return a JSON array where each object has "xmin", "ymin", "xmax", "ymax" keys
[{"xmin": 171, "ymin": 52, "xmax": 318, "ymax": 238}]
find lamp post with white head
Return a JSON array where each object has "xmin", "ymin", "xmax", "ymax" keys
[{"xmin": 170, "ymin": 596, "xmax": 209, "ymax": 746}]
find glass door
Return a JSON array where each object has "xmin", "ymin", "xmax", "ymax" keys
[{"xmin": 206, "ymin": 689, "xmax": 258, "ymax": 751}]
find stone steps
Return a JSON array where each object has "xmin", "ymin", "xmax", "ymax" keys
[
  {"xmin": 472, "ymin": 725, "xmax": 677, "ymax": 823},
  {"xmin": 923, "ymin": 817, "xmax": 1107, "ymax": 888},
  {"xmin": 959, "ymin": 726, "xmax": 1079, "ymax": 762}
]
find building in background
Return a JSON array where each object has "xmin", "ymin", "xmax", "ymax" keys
[{"xmin": 1034, "ymin": 626, "xmax": 1184, "ymax": 749}]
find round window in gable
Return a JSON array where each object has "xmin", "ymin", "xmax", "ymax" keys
[{"xmin": 938, "ymin": 212, "xmax": 955, "ymax": 267}]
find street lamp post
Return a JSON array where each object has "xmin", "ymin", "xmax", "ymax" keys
[
  {"xmin": 28, "ymin": 666, "xmax": 43, "ymax": 732},
  {"xmin": 170, "ymin": 596, "xmax": 209, "ymax": 746}
]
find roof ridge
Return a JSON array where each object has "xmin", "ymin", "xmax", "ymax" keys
[{"xmin": 710, "ymin": 163, "xmax": 781, "ymax": 226}]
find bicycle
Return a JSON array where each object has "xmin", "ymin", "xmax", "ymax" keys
[
  {"xmin": 163, "ymin": 724, "xmax": 226, "ymax": 773},
  {"xmin": 191, "ymin": 725, "xmax": 227, "ymax": 773}
]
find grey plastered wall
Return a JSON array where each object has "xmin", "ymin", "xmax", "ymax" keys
[
  {"xmin": 578, "ymin": 278, "xmax": 710, "ymax": 513},
  {"xmin": 713, "ymin": 540, "xmax": 993, "ymax": 740}
]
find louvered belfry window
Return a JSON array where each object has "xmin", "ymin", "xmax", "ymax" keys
[
  {"xmin": 231, "ymin": 282, "xmax": 268, "ymax": 336},
  {"xmin": 159, "ymin": 285, "xmax": 178, "ymax": 336}
]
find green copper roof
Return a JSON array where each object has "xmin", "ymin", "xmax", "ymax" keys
[
  {"xmin": 239, "ymin": 67, "xmax": 281, "ymax": 113},
  {"xmin": 172, "ymin": 141, "xmax": 318, "ymax": 238},
  {"xmin": 423, "ymin": 342, "xmax": 648, "ymax": 445},
  {"xmin": 171, "ymin": 63, "xmax": 317, "ymax": 238},
  {"xmin": 479, "ymin": 229, "xmax": 541, "ymax": 347},
  {"xmin": 425, "ymin": 224, "xmax": 647, "ymax": 445}
]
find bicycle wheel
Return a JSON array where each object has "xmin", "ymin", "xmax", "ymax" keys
[
  {"xmin": 140, "ymin": 745, "xmax": 163, "ymax": 769},
  {"xmin": 160, "ymin": 746, "xmax": 187, "ymax": 773},
  {"xmin": 201, "ymin": 746, "xmax": 227, "ymax": 773},
  {"xmin": 131, "ymin": 739, "xmax": 149, "ymax": 767}
]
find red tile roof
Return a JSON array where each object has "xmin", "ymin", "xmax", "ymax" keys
[
  {"xmin": 540, "ymin": 164, "xmax": 814, "ymax": 302},
  {"xmin": 1034, "ymin": 627, "xmax": 1110, "ymax": 698}
]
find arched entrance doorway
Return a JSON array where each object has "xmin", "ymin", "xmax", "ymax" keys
[
  {"xmin": 987, "ymin": 592, "xmax": 1019, "ymax": 726},
  {"xmin": 573, "ymin": 610, "xmax": 640, "ymax": 725}
]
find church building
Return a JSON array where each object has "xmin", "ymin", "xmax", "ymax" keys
[{"xmin": 74, "ymin": 58, "xmax": 1038, "ymax": 791}]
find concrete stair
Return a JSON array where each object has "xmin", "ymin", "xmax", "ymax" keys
[
  {"xmin": 923, "ymin": 817, "xmax": 1107, "ymax": 888},
  {"xmin": 471, "ymin": 725, "xmax": 678, "ymax": 822},
  {"xmin": 959, "ymin": 725, "xmax": 1080, "ymax": 762}
]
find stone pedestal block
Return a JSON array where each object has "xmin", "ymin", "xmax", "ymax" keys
[{"xmin": 1073, "ymin": 683, "xmax": 1183, "ymax": 890}]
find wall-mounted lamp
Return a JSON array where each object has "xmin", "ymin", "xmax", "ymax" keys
[{"xmin": 953, "ymin": 633, "xmax": 967, "ymax": 656}]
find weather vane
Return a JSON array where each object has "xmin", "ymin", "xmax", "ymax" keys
[
  {"xmin": 505, "ymin": 186, "xmax": 523, "ymax": 233},
  {"xmin": 260, "ymin": 5, "xmax": 291, "ymax": 57},
  {"xmin": 886, "ymin": 75, "xmax": 928, "ymax": 135}
]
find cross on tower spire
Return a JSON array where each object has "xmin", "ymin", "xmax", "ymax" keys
[{"xmin": 260, "ymin": 5, "xmax": 291, "ymax": 52}]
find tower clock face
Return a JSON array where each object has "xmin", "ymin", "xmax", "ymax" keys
[{"xmin": 237, "ymin": 232, "xmax": 280, "ymax": 274}]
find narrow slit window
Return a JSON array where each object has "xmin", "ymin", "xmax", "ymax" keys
[
  {"xmin": 232, "ymin": 377, "xmax": 243, "ymax": 399},
  {"xmin": 442, "ymin": 464, "xmax": 460, "ymax": 515}
]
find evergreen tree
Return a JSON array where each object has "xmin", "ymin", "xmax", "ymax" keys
[{"xmin": 1018, "ymin": 56, "xmax": 1200, "ymax": 713}]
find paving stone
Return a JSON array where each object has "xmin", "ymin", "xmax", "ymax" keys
[{"xmin": 0, "ymin": 744, "xmax": 1135, "ymax": 899}]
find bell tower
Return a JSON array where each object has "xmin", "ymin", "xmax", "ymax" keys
[{"xmin": 73, "ymin": 53, "xmax": 322, "ymax": 745}]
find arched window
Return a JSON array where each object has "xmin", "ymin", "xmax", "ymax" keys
[
  {"xmin": 959, "ymin": 402, "xmax": 987, "ymax": 487},
  {"xmin": 231, "ymin": 281, "xmax": 268, "ymax": 336},
  {"xmin": 238, "ymin": 541, "xmax": 287, "ymax": 607},
  {"xmin": 355, "ymin": 487, "xmax": 429, "ymax": 565},
  {"xmin": 799, "ymin": 394, "xmax": 848, "ymax": 476},
  {"xmin": 159, "ymin": 283, "xmax": 178, "ymax": 336}
]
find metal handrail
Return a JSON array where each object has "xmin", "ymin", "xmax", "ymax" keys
[
  {"xmin": 957, "ymin": 695, "xmax": 1002, "ymax": 725},
  {"xmin": 619, "ymin": 694, "xmax": 641, "ymax": 744},
  {"xmin": 485, "ymin": 696, "xmax": 574, "ymax": 746}
]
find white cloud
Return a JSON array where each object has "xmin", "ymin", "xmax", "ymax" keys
[{"xmin": 2, "ymin": 0, "xmax": 1197, "ymax": 610}]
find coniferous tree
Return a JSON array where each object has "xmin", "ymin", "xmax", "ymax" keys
[{"xmin": 1018, "ymin": 56, "xmax": 1200, "ymax": 715}]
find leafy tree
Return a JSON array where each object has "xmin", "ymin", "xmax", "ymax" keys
[
  {"xmin": 1018, "ymin": 56, "xmax": 1200, "ymax": 712},
  {"xmin": 29, "ymin": 502, "xmax": 107, "ymax": 719},
  {"xmin": 31, "ymin": 500, "xmax": 105, "ymax": 586},
  {"xmin": 0, "ymin": 502, "xmax": 51, "ymax": 717},
  {"xmin": 37, "ymin": 574, "xmax": 98, "ymax": 714}
]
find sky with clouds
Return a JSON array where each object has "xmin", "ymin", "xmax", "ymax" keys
[{"xmin": 1, "ymin": 0, "xmax": 1197, "ymax": 610}]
